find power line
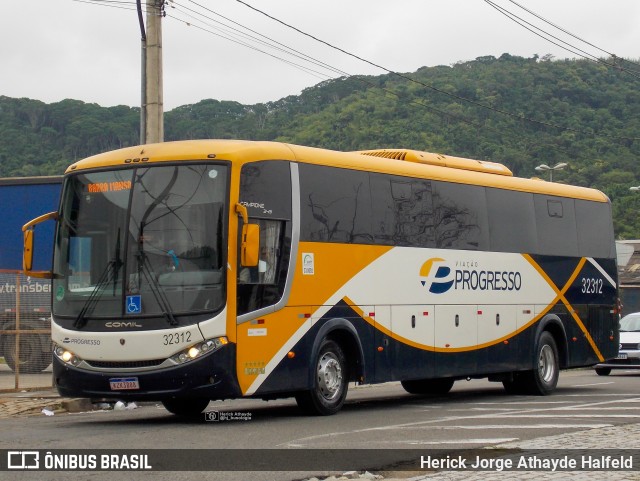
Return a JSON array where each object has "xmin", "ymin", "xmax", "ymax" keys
[
  {"xmin": 485, "ymin": 0, "xmax": 640, "ymax": 80},
  {"xmin": 169, "ymin": 1, "xmax": 348, "ymax": 78},
  {"xmin": 234, "ymin": 0, "xmax": 640, "ymax": 142},
  {"xmin": 180, "ymin": 0, "xmax": 346, "ymax": 77},
  {"xmin": 73, "ymin": 0, "xmax": 640, "ymax": 149},
  {"xmin": 71, "ymin": 0, "xmax": 140, "ymax": 12},
  {"xmin": 163, "ymin": 11, "xmax": 462, "ymax": 122},
  {"xmin": 165, "ymin": 3, "xmax": 588, "ymax": 159},
  {"xmin": 504, "ymin": 0, "xmax": 640, "ymax": 70},
  {"xmin": 165, "ymin": 13, "xmax": 332, "ymax": 81},
  {"xmin": 166, "ymin": 3, "xmax": 500, "ymax": 131}
]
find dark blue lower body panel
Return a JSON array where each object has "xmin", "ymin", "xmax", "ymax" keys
[{"xmin": 53, "ymin": 344, "xmax": 241, "ymax": 401}]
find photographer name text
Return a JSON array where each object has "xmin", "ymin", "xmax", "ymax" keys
[{"xmin": 421, "ymin": 454, "xmax": 634, "ymax": 472}]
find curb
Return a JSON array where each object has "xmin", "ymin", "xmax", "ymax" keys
[{"xmin": 0, "ymin": 393, "xmax": 97, "ymax": 419}]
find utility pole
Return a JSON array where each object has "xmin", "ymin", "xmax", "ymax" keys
[
  {"xmin": 137, "ymin": 0, "xmax": 164, "ymax": 144},
  {"xmin": 136, "ymin": 0, "xmax": 146, "ymax": 145}
]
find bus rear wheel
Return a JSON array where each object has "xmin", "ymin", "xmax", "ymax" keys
[
  {"xmin": 295, "ymin": 339, "xmax": 348, "ymax": 416},
  {"xmin": 401, "ymin": 378, "xmax": 455, "ymax": 395},
  {"xmin": 512, "ymin": 332, "xmax": 559, "ymax": 395},
  {"xmin": 162, "ymin": 397, "xmax": 210, "ymax": 417}
]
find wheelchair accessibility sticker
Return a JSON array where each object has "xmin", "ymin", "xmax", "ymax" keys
[{"xmin": 126, "ymin": 295, "xmax": 142, "ymax": 314}]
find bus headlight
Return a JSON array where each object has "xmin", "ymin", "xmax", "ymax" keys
[
  {"xmin": 170, "ymin": 337, "xmax": 228, "ymax": 365},
  {"xmin": 54, "ymin": 344, "xmax": 82, "ymax": 366}
]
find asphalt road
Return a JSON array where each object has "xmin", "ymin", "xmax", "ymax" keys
[{"xmin": 1, "ymin": 369, "xmax": 639, "ymax": 481}]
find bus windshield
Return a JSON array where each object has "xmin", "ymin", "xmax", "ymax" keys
[{"xmin": 53, "ymin": 163, "xmax": 228, "ymax": 322}]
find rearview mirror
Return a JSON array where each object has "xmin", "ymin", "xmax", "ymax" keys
[
  {"xmin": 22, "ymin": 211, "xmax": 58, "ymax": 279},
  {"xmin": 241, "ymin": 224, "xmax": 260, "ymax": 267},
  {"xmin": 23, "ymin": 229, "xmax": 34, "ymax": 272}
]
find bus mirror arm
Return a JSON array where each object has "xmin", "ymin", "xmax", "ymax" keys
[
  {"xmin": 22, "ymin": 211, "xmax": 58, "ymax": 279},
  {"xmin": 235, "ymin": 203, "xmax": 260, "ymax": 267},
  {"xmin": 235, "ymin": 203, "xmax": 249, "ymax": 224}
]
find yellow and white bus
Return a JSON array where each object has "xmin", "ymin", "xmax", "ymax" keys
[{"xmin": 24, "ymin": 140, "xmax": 619, "ymax": 416}]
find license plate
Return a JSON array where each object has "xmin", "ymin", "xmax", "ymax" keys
[
  {"xmin": 109, "ymin": 377, "xmax": 140, "ymax": 390},
  {"xmin": 615, "ymin": 353, "xmax": 628, "ymax": 360}
]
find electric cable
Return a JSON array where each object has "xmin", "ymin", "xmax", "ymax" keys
[
  {"xmin": 505, "ymin": 0, "xmax": 640, "ymax": 70},
  {"xmin": 485, "ymin": 0, "xmax": 640, "ymax": 80},
  {"xmin": 234, "ymin": 0, "xmax": 640, "ymax": 142}
]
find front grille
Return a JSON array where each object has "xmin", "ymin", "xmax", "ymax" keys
[
  {"xmin": 86, "ymin": 359, "xmax": 165, "ymax": 369},
  {"xmin": 620, "ymin": 343, "xmax": 639, "ymax": 350}
]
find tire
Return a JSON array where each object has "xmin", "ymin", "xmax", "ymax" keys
[
  {"xmin": 519, "ymin": 331, "xmax": 560, "ymax": 395},
  {"xmin": 295, "ymin": 339, "xmax": 348, "ymax": 416},
  {"xmin": 162, "ymin": 398, "xmax": 210, "ymax": 417},
  {"xmin": 595, "ymin": 367, "xmax": 612, "ymax": 376},
  {"xmin": 2, "ymin": 334, "xmax": 51, "ymax": 374},
  {"xmin": 401, "ymin": 378, "xmax": 455, "ymax": 395}
]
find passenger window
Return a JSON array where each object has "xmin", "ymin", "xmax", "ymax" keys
[
  {"xmin": 534, "ymin": 195, "xmax": 578, "ymax": 256},
  {"xmin": 370, "ymin": 173, "xmax": 435, "ymax": 247},
  {"xmin": 299, "ymin": 164, "xmax": 372, "ymax": 244},
  {"xmin": 486, "ymin": 188, "xmax": 537, "ymax": 253},
  {"xmin": 433, "ymin": 182, "xmax": 489, "ymax": 251},
  {"xmin": 575, "ymin": 200, "xmax": 615, "ymax": 258}
]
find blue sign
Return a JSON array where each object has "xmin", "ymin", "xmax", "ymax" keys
[{"xmin": 126, "ymin": 295, "xmax": 142, "ymax": 314}]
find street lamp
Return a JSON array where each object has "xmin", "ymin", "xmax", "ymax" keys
[{"xmin": 535, "ymin": 162, "xmax": 568, "ymax": 182}]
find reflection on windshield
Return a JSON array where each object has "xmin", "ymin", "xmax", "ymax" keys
[
  {"xmin": 53, "ymin": 164, "xmax": 228, "ymax": 322},
  {"xmin": 73, "ymin": 229, "xmax": 124, "ymax": 329}
]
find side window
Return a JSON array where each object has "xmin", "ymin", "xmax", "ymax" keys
[
  {"xmin": 370, "ymin": 173, "xmax": 435, "ymax": 247},
  {"xmin": 299, "ymin": 164, "xmax": 372, "ymax": 244},
  {"xmin": 486, "ymin": 188, "xmax": 537, "ymax": 253},
  {"xmin": 238, "ymin": 161, "xmax": 292, "ymax": 315},
  {"xmin": 239, "ymin": 161, "xmax": 291, "ymax": 219},
  {"xmin": 238, "ymin": 219, "xmax": 282, "ymax": 285},
  {"xmin": 534, "ymin": 195, "xmax": 578, "ymax": 256},
  {"xmin": 575, "ymin": 200, "xmax": 614, "ymax": 258},
  {"xmin": 433, "ymin": 182, "xmax": 489, "ymax": 250}
]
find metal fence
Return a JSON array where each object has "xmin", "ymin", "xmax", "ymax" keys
[{"xmin": 0, "ymin": 271, "xmax": 53, "ymax": 392}]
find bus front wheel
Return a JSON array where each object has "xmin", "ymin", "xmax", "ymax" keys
[
  {"xmin": 295, "ymin": 339, "xmax": 348, "ymax": 416},
  {"xmin": 162, "ymin": 397, "xmax": 210, "ymax": 417}
]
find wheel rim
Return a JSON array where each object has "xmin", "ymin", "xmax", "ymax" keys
[
  {"xmin": 6, "ymin": 337, "xmax": 30, "ymax": 365},
  {"xmin": 538, "ymin": 344, "xmax": 556, "ymax": 384},
  {"xmin": 316, "ymin": 351, "xmax": 343, "ymax": 401}
]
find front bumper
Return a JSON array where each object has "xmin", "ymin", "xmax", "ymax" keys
[
  {"xmin": 595, "ymin": 349, "xmax": 640, "ymax": 369},
  {"xmin": 53, "ymin": 343, "xmax": 241, "ymax": 401}
]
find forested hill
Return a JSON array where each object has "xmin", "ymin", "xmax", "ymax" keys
[{"xmin": 2, "ymin": 53, "xmax": 640, "ymax": 237}]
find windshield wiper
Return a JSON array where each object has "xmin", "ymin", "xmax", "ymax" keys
[
  {"xmin": 74, "ymin": 230, "xmax": 123, "ymax": 329},
  {"xmin": 136, "ymin": 244, "xmax": 178, "ymax": 327},
  {"xmin": 133, "ymin": 169, "xmax": 180, "ymax": 327},
  {"xmin": 113, "ymin": 229, "xmax": 122, "ymax": 296}
]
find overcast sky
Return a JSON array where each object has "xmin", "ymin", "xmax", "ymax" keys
[{"xmin": 3, "ymin": 0, "xmax": 640, "ymax": 110}]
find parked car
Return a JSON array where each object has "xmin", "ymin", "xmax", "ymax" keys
[{"xmin": 595, "ymin": 312, "xmax": 640, "ymax": 375}]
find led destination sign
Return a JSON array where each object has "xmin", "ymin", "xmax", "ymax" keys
[{"xmin": 87, "ymin": 181, "xmax": 132, "ymax": 193}]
